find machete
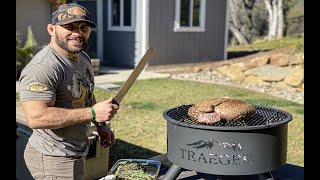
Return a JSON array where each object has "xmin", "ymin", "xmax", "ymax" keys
[{"xmin": 98, "ymin": 47, "xmax": 155, "ymax": 127}]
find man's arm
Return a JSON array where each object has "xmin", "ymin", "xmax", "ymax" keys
[
  {"xmin": 21, "ymin": 97, "xmax": 118, "ymax": 129},
  {"xmin": 21, "ymin": 100, "xmax": 92, "ymax": 129},
  {"xmin": 90, "ymin": 95, "xmax": 116, "ymax": 148}
]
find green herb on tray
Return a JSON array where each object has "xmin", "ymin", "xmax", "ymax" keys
[{"xmin": 114, "ymin": 162, "xmax": 155, "ymax": 180}]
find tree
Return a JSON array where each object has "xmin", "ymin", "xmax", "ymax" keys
[
  {"xmin": 227, "ymin": 0, "xmax": 303, "ymax": 45},
  {"xmin": 228, "ymin": 0, "xmax": 262, "ymax": 45},
  {"xmin": 264, "ymin": 0, "xmax": 284, "ymax": 40},
  {"xmin": 228, "ymin": 0, "xmax": 250, "ymax": 45}
]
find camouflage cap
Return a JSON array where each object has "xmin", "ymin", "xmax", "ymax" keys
[{"xmin": 51, "ymin": 3, "xmax": 96, "ymax": 27}]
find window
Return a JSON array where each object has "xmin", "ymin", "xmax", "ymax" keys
[
  {"xmin": 174, "ymin": 0, "xmax": 206, "ymax": 32},
  {"xmin": 108, "ymin": 0, "xmax": 135, "ymax": 31}
]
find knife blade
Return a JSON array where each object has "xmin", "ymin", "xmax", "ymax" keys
[{"xmin": 98, "ymin": 47, "xmax": 155, "ymax": 127}]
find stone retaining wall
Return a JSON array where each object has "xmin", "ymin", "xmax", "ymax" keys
[{"xmin": 214, "ymin": 52, "xmax": 304, "ymax": 92}]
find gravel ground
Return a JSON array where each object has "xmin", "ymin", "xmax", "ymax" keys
[{"xmin": 170, "ymin": 70, "xmax": 304, "ymax": 105}]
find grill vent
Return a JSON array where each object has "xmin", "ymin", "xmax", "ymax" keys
[{"xmin": 166, "ymin": 105, "xmax": 291, "ymax": 127}]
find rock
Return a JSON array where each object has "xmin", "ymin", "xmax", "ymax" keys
[
  {"xmin": 270, "ymin": 54, "xmax": 290, "ymax": 67},
  {"xmin": 289, "ymin": 54, "xmax": 304, "ymax": 66},
  {"xmin": 242, "ymin": 75, "xmax": 271, "ymax": 87},
  {"xmin": 245, "ymin": 56, "xmax": 270, "ymax": 69},
  {"xmin": 217, "ymin": 63, "xmax": 247, "ymax": 82},
  {"xmin": 193, "ymin": 67, "xmax": 203, "ymax": 73},
  {"xmin": 273, "ymin": 81, "xmax": 295, "ymax": 90},
  {"xmin": 245, "ymin": 65, "xmax": 290, "ymax": 82},
  {"xmin": 284, "ymin": 65, "xmax": 304, "ymax": 87}
]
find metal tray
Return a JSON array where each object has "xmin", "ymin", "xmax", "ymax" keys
[{"xmin": 107, "ymin": 159, "xmax": 161, "ymax": 179}]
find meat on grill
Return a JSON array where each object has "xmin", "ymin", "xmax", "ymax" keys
[{"xmin": 187, "ymin": 97, "xmax": 256, "ymax": 124}]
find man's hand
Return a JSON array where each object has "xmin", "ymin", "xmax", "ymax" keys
[
  {"xmin": 96, "ymin": 126, "xmax": 115, "ymax": 148},
  {"xmin": 92, "ymin": 97, "xmax": 119, "ymax": 123}
]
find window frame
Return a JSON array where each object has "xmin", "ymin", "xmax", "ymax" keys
[
  {"xmin": 108, "ymin": 0, "xmax": 136, "ymax": 32},
  {"xmin": 174, "ymin": 0, "xmax": 206, "ymax": 32}
]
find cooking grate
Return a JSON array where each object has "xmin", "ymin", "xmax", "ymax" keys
[{"xmin": 166, "ymin": 105, "xmax": 291, "ymax": 127}]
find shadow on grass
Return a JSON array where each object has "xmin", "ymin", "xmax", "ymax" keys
[{"xmin": 108, "ymin": 139, "xmax": 162, "ymax": 169}]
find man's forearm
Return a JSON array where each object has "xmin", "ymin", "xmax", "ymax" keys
[{"xmin": 27, "ymin": 106, "xmax": 92, "ymax": 129}]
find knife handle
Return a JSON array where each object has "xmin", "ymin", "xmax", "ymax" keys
[
  {"xmin": 98, "ymin": 122, "xmax": 106, "ymax": 127},
  {"xmin": 112, "ymin": 99, "xmax": 119, "ymax": 106},
  {"xmin": 98, "ymin": 99, "xmax": 120, "ymax": 127}
]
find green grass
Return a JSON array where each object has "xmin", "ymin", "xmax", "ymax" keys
[
  {"xmin": 228, "ymin": 36, "xmax": 304, "ymax": 54},
  {"xmin": 93, "ymin": 78, "xmax": 304, "ymax": 168}
]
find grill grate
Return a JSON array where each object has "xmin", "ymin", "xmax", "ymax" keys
[{"xmin": 166, "ymin": 105, "xmax": 291, "ymax": 127}]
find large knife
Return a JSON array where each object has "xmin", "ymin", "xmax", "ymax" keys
[{"xmin": 98, "ymin": 47, "xmax": 155, "ymax": 127}]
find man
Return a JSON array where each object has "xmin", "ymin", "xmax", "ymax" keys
[{"xmin": 19, "ymin": 3, "xmax": 119, "ymax": 179}]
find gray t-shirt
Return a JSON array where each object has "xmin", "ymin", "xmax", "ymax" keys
[{"xmin": 19, "ymin": 44, "xmax": 95, "ymax": 157}]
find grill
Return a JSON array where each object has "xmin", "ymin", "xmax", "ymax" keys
[
  {"xmin": 166, "ymin": 105, "xmax": 291, "ymax": 129},
  {"xmin": 162, "ymin": 105, "xmax": 293, "ymax": 180}
]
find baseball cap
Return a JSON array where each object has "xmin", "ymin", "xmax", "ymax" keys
[{"xmin": 51, "ymin": 3, "xmax": 96, "ymax": 27}]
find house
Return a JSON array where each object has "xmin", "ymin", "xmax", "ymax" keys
[{"xmin": 16, "ymin": 0, "xmax": 228, "ymax": 68}]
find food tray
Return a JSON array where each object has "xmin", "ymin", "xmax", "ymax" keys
[{"xmin": 107, "ymin": 159, "xmax": 161, "ymax": 180}]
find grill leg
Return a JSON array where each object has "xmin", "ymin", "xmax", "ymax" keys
[
  {"xmin": 257, "ymin": 172, "xmax": 274, "ymax": 180},
  {"xmin": 162, "ymin": 164, "xmax": 182, "ymax": 180}
]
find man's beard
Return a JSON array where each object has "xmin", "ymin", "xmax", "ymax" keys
[{"xmin": 55, "ymin": 32, "xmax": 89, "ymax": 54}]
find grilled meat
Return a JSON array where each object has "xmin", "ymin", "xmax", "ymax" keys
[{"xmin": 187, "ymin": 97, "xmax": 256, "ymax": 124}]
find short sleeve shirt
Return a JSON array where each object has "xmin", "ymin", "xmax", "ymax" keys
[{"xmin": 19, "ymin": 45, "xmax": 95, "ymax": 157}]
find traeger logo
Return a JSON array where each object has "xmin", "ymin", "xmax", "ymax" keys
[{"xmin": 179, "ymin": 139, "xmax": 253, "ymax": 166}]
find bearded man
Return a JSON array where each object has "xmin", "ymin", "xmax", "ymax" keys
[{"xmin": 19, "ymin": 3, "xmax": 119, "ymax": 179}]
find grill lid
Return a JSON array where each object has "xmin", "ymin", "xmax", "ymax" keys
[{"xmin": 163, "ymin": 105, "xmax": 292, "ymax": 130}]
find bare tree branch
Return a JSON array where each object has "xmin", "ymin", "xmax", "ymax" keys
[{"xmin": 229, "ymin": 23, "xmax": 249, "ymax": 45}]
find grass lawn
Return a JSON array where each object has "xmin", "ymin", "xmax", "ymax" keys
[
  {"xmin": 227, "ymin": 36, "xmax": 304, "ymax": 54},
  {"xmin": 93, "ymin": 78, "xmax": 304, "ymax": 169}
]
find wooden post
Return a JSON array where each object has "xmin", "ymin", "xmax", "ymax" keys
[{"xmin": 91, "ymin": 59, "xmax": 101, "ymax": 75}]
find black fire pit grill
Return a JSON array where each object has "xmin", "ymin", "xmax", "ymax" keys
[{"xmin": 162, "ymin": 105, "xmax": 293, "ymax": 180}]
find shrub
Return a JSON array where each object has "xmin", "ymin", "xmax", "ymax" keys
[{"xmin": 16, "ymin": 26, "xmax": 38, "ymax": 79}]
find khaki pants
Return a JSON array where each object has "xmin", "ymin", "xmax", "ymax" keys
[{"xmin": 24, "ymin": 142, "xmax": 85, "ymax": 180}]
